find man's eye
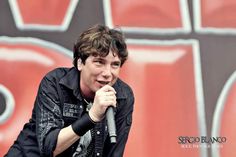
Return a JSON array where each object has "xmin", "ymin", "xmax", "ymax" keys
[
  {"xmin": 112, "ymin": 63, "xmax": 121, "ymax": 68},
  {"xmin": 94, "ymin": 60, "xmax": 103, "ymax": 65}
]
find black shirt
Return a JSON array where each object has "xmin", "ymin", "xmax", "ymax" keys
[{"xmin": 5, "ymin": 67, "xmax": 134, "ymax": 157}]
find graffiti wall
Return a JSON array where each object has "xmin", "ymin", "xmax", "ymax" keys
[{"xmin": 1, "ymin": 0, "xmax": 236, "ymax": 157}]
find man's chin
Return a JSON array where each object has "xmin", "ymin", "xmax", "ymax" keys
[
  {"xmin": 95, "ymin": 82, "xmax": 107, "ymax": 88},
  {"xmin": 93, "ymin": 85, "xmax": 103, "ymax": 91}
]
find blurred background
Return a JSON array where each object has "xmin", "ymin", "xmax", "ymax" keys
[{"xmin": 1, "ymin": 0, "xmax": 236, "ymax": 157}]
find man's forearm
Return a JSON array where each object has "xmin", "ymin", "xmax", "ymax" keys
[{"xmin": 53, "ymin": 125, "xmax": 80, "ymax": 156}]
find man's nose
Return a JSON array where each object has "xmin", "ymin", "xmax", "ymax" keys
[{"xmin": 102, "ymin": 65, "xmax": 112, "ymax": 78}]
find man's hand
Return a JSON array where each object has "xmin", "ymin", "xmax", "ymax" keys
[{"xmin": 89, "ymin": 85, "xmax": 117, "ymax": 122}]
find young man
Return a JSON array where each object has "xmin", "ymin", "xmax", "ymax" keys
[{"xmin": 5, "ymin": 24, "xmax": 134, "ymax": 157}]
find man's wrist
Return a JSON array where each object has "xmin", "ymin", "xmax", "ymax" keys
[
  {"xmin": 88, "ymin": 110, "xmax": 101, "ymax": 123},
  {"xmin": 71, "ymin": 113, "xmax": 96, "ymax": 136}
]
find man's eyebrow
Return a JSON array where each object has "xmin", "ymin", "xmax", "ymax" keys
[
  {"xmin": 92, "ymin": 55, "xmax": 121, "ymax": 62},
  {"xmin": 113, "ymin": 60, "xmax": 121, "ymax": 63},
  {"xmin": 112, "ymin": 61, "xmax": 121, "ymax": 65},
  {"xmin": 93, "ymin": 56, "xmax": 104, "ymax": 60}
]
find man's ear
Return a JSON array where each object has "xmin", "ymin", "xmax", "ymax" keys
[{"xmin": 77, "ymin": 59, "xmax": 82, "ymax": 71}]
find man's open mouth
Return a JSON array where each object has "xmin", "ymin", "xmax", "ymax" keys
[{"xmin": 97, "ymin": 80, "xmax": 110, "ymax": 85}]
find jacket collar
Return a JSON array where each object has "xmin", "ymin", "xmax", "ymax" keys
[
  {"xmin": 113, "ymin": 79, "xmax": 127, "ymax": 99},
  {"xmin": 59, "ymin": 67, "xmax": 83, "ymax": 100}
]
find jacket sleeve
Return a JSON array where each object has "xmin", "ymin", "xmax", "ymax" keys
[
  {"xmin": 103, "ymin": 85, "xmax": 135, "ymax": 157},
  {"xmin": 35, "ymin": 75, "xmax": 64, "ymax": 156}
]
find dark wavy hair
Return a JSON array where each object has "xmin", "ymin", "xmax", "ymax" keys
[{"xmin": 73, "ymin": 24, "xmax": 128, "ymax": 68}]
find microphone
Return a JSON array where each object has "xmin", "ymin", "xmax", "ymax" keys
[{"xmin": 106, "ymin": 106, "xmax": 117, "ymax": 143}]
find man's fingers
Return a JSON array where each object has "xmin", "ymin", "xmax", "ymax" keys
[
  {"xmin": 104, "ymin": 100, "xmax": 117, "ymax": 107},
  {"xmin": 101, "ymin": 95, "xmax": 116, "ymax": 105},
  {"xmin": 92, "ymin": 84, "xmax": 117, "ymax": 121},
  {"xmin": 105, "ymin": 91, "xmax": 116, "ymax": 97},
  {"xmin": 99, "ymin": 85, "xmax": 116, "ymax": 94}
]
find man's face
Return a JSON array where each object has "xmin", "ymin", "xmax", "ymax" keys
[{"xmin": 78, "ymin": 51, "xmax": 121, "ymax": 98}]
